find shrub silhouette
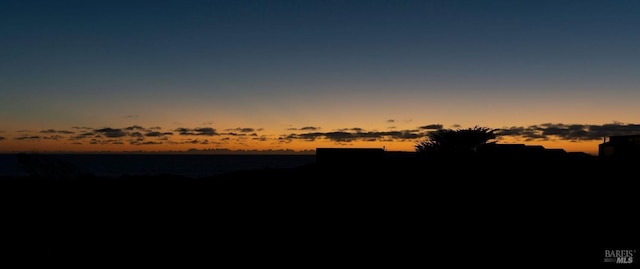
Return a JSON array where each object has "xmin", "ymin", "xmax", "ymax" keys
[{"xmin": 415, "ymin": 126, "xmax": 496, "ymax": 158}]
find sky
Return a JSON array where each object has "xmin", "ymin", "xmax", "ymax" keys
[{"xmin": 1, "ymin": 0, "xmax": 640, "ymax": 155}]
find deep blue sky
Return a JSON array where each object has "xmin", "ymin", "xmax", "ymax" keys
[{"xmin": 2, "ymin": 0, "xmax": 640, "ymax": 153}]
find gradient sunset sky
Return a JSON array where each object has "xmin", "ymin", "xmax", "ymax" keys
[{"xmin": 2, "ymin": 0, "xmax": 640, "ymax": 155}]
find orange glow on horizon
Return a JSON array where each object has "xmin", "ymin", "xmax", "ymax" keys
[{"xmin": 0, "ymin": 136, "xmax": 601, "ymax": 156}]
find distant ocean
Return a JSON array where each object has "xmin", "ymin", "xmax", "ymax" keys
[{"xmin": 0, "ymin": 154, "xmax": 317, "ymax": 178}]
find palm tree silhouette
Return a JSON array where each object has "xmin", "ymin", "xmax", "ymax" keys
[{"xmin": 415, "ymin": 126, "xmax": 496, "ymax": 157}]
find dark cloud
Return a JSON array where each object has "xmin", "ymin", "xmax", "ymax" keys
[
  {"xmin": 130, "ymin": 139, "xmax": 144, "ymax": 145},
  {"xmin": 300, "ymin": 126, "xmax": 320, "ymax": 131},
  {"xmin": 16, "ymin": 136, "xmax": 40, "ymax": 140},
  {"xmin": 418, "ymin": 124, "xmax": 443, "ymax": 130},
  {"xmin": 252, "ymin": 136, "xmax": 268, "ymax": 141},
  {"xmin": 284, "ymin": 132, "xmax": 322, "ymax": 141},
  {"xmin": 587, "ymin": 122, "xmax": 640, "ymax": 138},
  {"xmin": 225, "ymin": 127, "xmax": 257, "ymax": 133},
  {"xmin": 69, "ymin": 132, "xmax": 95, "ymax": 140},
  {"xmin": 222, "ymin": 127, "xmax": 261, "ymax": 136},
  {"xmin": 130, "ymin": 140, "xmax": 163, "ymax": 145},
  {"xmin": 189, "ymin": 139, "xmax": 209, "ymax": 144},
  {"xmin": 89, "ymin": 139, "xmax": 124, "ymax": 145},
  {"xmin": 386, "ymin": 119, "xmax": 395, "ymax": 123},
  {"xmin": 495, "ymin": 122, "xmax": 640, "ymax": 141},
  {"xmin": 496, "ymin": 126, "xmax": 547, "ymax": 140},
  {"xmin": 90, "ymin": 139, "xmax": 124, "ymax": 145},
  {"xmin": 149, "ymin": 126, "xmax": 162, "ymax": 130},
  {"xmin": 323, "ymin": 132, "xmax": 356, "ymax": 142},
  {"xmin": 31, "ymin": 125, "xmax": 172, "ymax": 144},
  {"xmin": 168, "ymin": 138, "xmax": 211, "ymax": 144},
  {"xmin": 539, "ymin": 123, "xmax": 588, "ymax": 140},
  {"xmin": 195, "ymin": 128, "xmax": 216, "ymax": 135},
  {"xmin": 389, "ymin": 131, "xmax": 422, "ymax": 139},
  {"xmin": 0, "ymin": 136, "xmax": 5, "ymax": 141},
  {"xmin": 349, "ymin": 130, "xmax": 420, "ymax": 140},
  {"xmin": 145, "ymin": 131, "xmax": 172, "ymax": 137},
  {"xmin": 494, "ymin": 126, "xmax": 525, "ymax": 136},
  {"xmin": 124, "ymin": 125, "xmax": 145, "ymax": 131},
  {"xmin": 72, "ymin": 126, "xmax": 93, "ymax": 130},
  {"xmin": 95, "ymin": 128, "xmax": 127, "ymax": 138},
  {"xmin": 337, "ymin": 128, "xmax": 364, "ymax": 132},
  {"xmin": 286, "ymin": 129, "xmax": 422, "ymax": 143},
  {"xmin": 42, "ymin": 135, "xmax": 64, "ymax": 140},
  {"xmin": 175, "ymin": 128, "xmax": 193, "ymax": 135},
  {"xmin": 175, "ymin": 127, "xmax": 218, "ymax": 136},
  {"xmin": 40, "ymin": 129, "xmax": 74, "ymax": 134}
]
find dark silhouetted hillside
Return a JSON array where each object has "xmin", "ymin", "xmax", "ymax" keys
[{"xmin": 1, "ymin": 150, "xmax": 637, "ymax": 267}]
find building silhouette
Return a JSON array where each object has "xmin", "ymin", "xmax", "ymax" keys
[{"xmin": 599, "ymin": 134, "xmax": 640, "ymax": 159}]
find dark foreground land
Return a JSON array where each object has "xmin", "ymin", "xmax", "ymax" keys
[{"xmin": 1, "ymin": 154, "xmax": 638, "ymax": 267}]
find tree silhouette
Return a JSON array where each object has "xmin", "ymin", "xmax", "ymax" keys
[{"xmin": 415, "ymin": 126, "xmax": 496, "ymax": 157}]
